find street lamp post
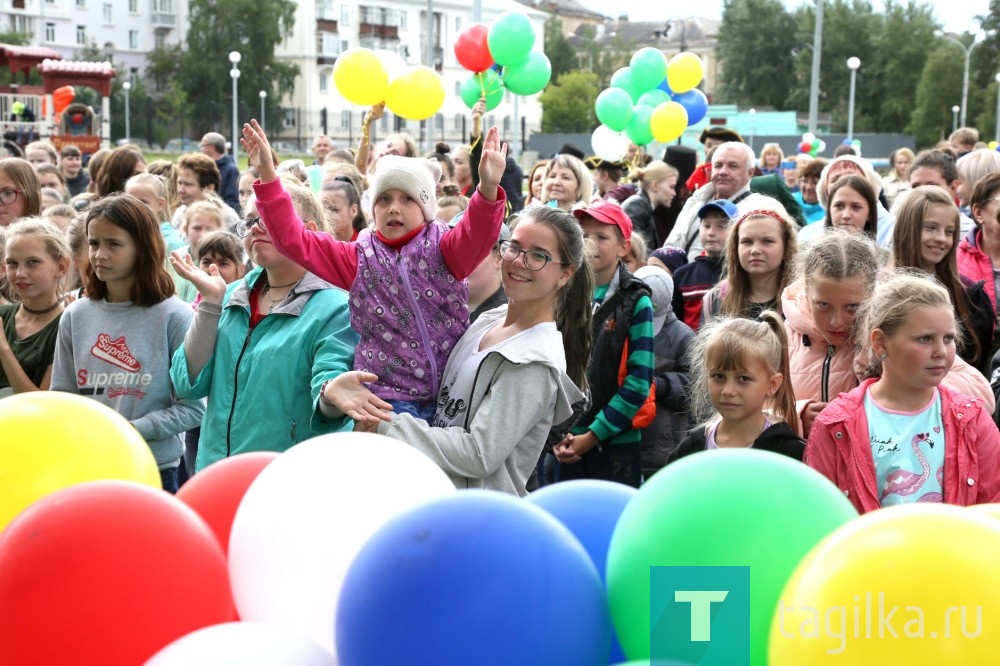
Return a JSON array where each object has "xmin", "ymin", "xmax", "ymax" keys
[
  {"xmin": 229, "ymin": 51, "xmax": 241, "ymax": 163},
  {"xmin": 846, "ymin": 57, "xmax": 860, "ymax": 141},
  {"xmin": 935, "ymin": 30, "xmax": 984, "ymax": 128},
  {"xmin": 122, "ymin": 80, "xmax": 131, "ymax": 143},
  {"xmin": 995, "ymin": 72, "xmax": 1000, "ymax": 142},
  {"xmin": 259, "ymin": 90, "xmax": 267, "ymax": 131},
  {"xmin": 952, "ymin": 105, "xmax": 960, "ymax": 133},
  {"xmin": 807, "ymin": 0, "xmax": 824, "ymax": 134}
]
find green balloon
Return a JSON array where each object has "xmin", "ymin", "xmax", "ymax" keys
[
  {"xmin": 606, "ymin": 450, "xmax": 857, "ymax": 664},
  {"xmin": 629, "ymin": 47, "xmax": 668, "ymax": 93},
  {"xmin": 595, "ymin": 88, "xmax": 635, "ymax": 132},
  {"xmin": 610, "ymin": 67, "xmax": 640, "ymax": 104},
  {"xmin": 502, "ymin": 51, "xmax": 551, "ymax": 96},
  {"xmin": 625, "ymin": 105, "xmax": 654, "ymax": 146},
  {"xmin": 460, "ymin": 70, "xmax": 504, "ymax": 111},
  {"xmin": 637, "ymin": 89, "xmax": 671, "ymax": 109},
  {"xmin": 487, "ymin": 11, "xmax": 535, "ymax": 67}
]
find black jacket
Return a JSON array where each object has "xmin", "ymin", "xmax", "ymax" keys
[{"xmin": 665, "ymin": 421, "xmax": 805, "ymax": 468}]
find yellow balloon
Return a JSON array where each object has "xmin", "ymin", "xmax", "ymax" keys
[
  {"xmin": 990, "ymin": 141, "xmax": 999, "ymax": 150},
  {"xmin": 385, "ymin": 66, "xmax": 446, "ymax": 121},
  {"xmin": 0, "ymin": 392, "xmax": 160, "ymax": 531},
  {"xmin": 666, "ymin": 52, "xmax": 705, "ymax": 94},
  {"xmin": 769, "ymin": 505, "xmax": 1000, "ymax": 664},
  {"xmin": 650, "ymin": 101, "xmax": 688, "ymax": 143},
  {"xmin": 333, "ymin": 48, "xmax": 389, "ymax": 106}
]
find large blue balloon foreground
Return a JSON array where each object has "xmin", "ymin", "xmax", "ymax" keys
[{"xmin": 335, "ymin": 491, "xmax": 611, "ymax": 665}]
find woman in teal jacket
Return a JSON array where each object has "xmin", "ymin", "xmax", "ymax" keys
[{"xmin": 170, "ymin": 186, "xmax": 358, "ymax": 471}]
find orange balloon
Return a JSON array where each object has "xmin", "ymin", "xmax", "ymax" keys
[{"xmin": 53, "ymin": 85, "xmax": 75, "ymax": 115}]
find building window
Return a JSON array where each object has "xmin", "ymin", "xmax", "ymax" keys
[
  {"xmin": 454, "ymin": 114, "xmax": 462, "ymax": 130},
  {"xmin": 129, "ymin": 30, "xmax": 138, "ymax": 49},
  {"xmin": 45, "ymin": 22, "xmax": 55, "ymax": 42},
  {"xmin": 455, "ymin": 17, "xmax": 461, "ymax": 33},
  {"xmin": 340, "ymin": 5, "xmax": 350, "ymax": 26},
  {"xmin": 13, "ymin": 16, "xmax": 34, "ymax": 34},
  {"xmin": 435, "ymin": 113, "xmax": 443, "ymax": 130},
  {"xmin": 454, "ymin": 81, "xmax": 460, "ymax": 96},
  {"xmin": 76, "ymin": 25, "xmax": 86, "ymax": 44},
  {"xmin": 155, "ymin": 32, "xmax": 165, "ymax": 49},
  {"xmin": 319, "ymin": 70, "xmax": 328, "ymax": 93},
  {"xmin": 341, "ymin": 109, "xmax": 351, "ymax": 129},
  {"xmin": 129, "ymin": 0, "xmax": 137, "ymax": 11},
  {"xmin": 380, "ymin": 112, "xmax": 388, "ymax": 131},
  {"xmin": 399, "ymin": 11, "xmax": 407, "ymax": 30},
  {"xmin": 76, "ymin": 0, "xmax": 85, "ymax": 7},
  {"xmin": 283, "ymin": 108, "xmax": 296, "ymax": 128},
  {"xmin": 102, "ymin": 3, "xmax": 112, "ymax": 23}
]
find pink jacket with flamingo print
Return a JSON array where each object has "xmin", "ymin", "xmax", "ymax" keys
[{"xmin": 805, "ymin": 378, "xmax": 1000, "ymax": 514}]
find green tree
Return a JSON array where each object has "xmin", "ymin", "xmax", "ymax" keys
[
  {"xmin": 715, "ymin": 0, "xmax": 798, "ymax": 107},
  {"xmin": 788, "ymin": 0, "xmax": 876, "ymax": 132},
  {"xmin": 863, "ymin": 1, "xmax": 938, "ymax": 133},
  {"xmin": 156, "ymin": 0, "xmax": 299, "ymax": 136},
  {"xmin": 544, "ymin": 15, "xmax": 577, "ymax": 82},
  {"xmin": 908, "ymin": 44, "xmax": 964, "ymax": 146},
  {"xmin": 539, "ymin": 69, "xmax": 599, "ymax": 133}
]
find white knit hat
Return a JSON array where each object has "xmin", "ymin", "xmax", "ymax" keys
[
  {"xmin": 817, "ymin": 155, "xmax": 884, "ymax": 208},
  {"xmin": 370, "ymin": 155, "xmax": 441, "ymax": 223}
]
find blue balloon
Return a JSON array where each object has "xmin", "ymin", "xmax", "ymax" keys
[
  {"xmin": 670, "ymin": 89, "xmax": 708, "ymax": 126},
  {"xmin": 657, "ymin": 77, "xmax": 673, "ymax": 96},
  {"xmin": 336, "ymin": 492, "xmax": 611, "ymax": 666},
  {"xmin": 527, "ymin": 480, "xmax": 636, "ymax": 664},
  {"xmin": 842, "ymin": 137, "xmax": 853, "ymax": 146}
]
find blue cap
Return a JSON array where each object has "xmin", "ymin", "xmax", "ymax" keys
[{"xmin": 697, "ymin": 199, "xmax": 738, "ymax": 220}]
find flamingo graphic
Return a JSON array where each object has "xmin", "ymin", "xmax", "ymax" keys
[
  {"xmin": 881, "ymin": 432, "xmax": 934, "ymax": 501},
  {"xmin": 916, "ymin": 467, "xmax": 946, "ymax": 503}
]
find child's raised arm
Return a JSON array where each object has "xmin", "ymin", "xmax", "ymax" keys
[
  {"xmin": 240, "ymin": 120, "xmax": 278, "ymax": 183},
  {"xmin": 476, "ymin": 125, "xmax": 506, "ymax": 204}
]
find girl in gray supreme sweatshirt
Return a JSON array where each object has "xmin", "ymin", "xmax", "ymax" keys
[{"xmin": 51, "ymin": 195, "xmax": 203, "ymax": 492}]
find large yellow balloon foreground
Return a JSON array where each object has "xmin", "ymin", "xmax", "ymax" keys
[
  {"xmin": 0, "ymin": 392, "xmax": 160, "ymax": 531},
  {"xmin": 769, "ymin": 504, "xmax": 1000, "ymax": 664}
]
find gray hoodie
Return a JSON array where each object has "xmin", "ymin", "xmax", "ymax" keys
[{"xmin": 378, "ymin": 305, "xmax": 585, "ymax": 496}]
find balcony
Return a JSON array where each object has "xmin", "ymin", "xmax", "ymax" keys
[
  {"xmin": 359, "ymin": 6, "xmax": 399, "ymax": 39},
  {"xmin": 150, "ymin": 12, "xmax": 175, "ymax": 27},
  {"xmin": 316, "ymin": 31, "xmax": 341, "ymax": 66}
]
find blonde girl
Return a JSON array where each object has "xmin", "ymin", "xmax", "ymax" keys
[
  {"xmin": 703, "ymin": 204, "xmax": 798, "ymax": 323},
  {"xmin": 667, "ymin": 311, "xmax": 803, "ymax": 463},
  {"xmin": 0, "ymin": 218, "xmax": 70, "ymax": 394},
  {"xmin": 758, "ymin": 143, "xmax": 785, "ymax": 176},
  {"xmin": 622, "ymin": 160, "xmax": 679, "ymax": 247},
  {"xmin": 806, "ymin": 270, "xmax": 1000, "ymax": 513}
]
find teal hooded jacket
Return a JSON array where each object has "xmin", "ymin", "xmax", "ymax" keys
[{"xmin": 171, "ymin": 267, "xmax": 358, "ymax": 470}]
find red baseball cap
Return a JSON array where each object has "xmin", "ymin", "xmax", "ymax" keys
[{"xmin": 572, "ymin": 201, "xmax": 633, "ymax": 240}]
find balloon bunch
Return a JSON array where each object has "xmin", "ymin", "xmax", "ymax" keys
[
  {"xmin": 333, "ymin": 48, "xmax": 445, "ymax": 121},
  {"xmin": 454, "ymin": 11, "xmax": 552, "ymax": 111},
  {"xmin": 592, "ymin": 49, "xmax": 708, "ymax": 161},
  {"xmin": 797, "ymin": 132, "xmax": 828, "ymax": 157},
  {"xmin": 840, "ymin": 136, "xmax": 862, "ymax": 154}
]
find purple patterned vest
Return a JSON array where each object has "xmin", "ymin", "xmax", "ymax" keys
[{"xmin": 352, "ymin": 222, "xmax": 470, "ymax": 402}]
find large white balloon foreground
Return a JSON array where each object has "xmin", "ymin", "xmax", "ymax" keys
[
  {"xmin": 145, "ymin": 621, "xmax": 336, "ymax": 666},
  {"xmin": 227, "ymin": 432, "xmax": 455, "ymax": 656}
]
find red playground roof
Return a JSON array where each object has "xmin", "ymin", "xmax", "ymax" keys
[
  {"xmin": 39, "ymin": 59, "xmax": 117, "ymax": 97},
  {"xmin": 0, "ymin": 44, "xmax": 63, "ymax": 77}
]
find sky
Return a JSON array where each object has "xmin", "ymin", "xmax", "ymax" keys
[{"xmin": 576, "ymin": 0, "xmax": 988, "ymax": 35}]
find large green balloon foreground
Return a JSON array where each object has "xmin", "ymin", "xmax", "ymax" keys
[
  {"xmin": 606, "ymin": 449, "xmax": 857, "ymax": 665},
  {"xmin": 0, "ymin": 391, "xmax": 160, "ymax": 531}
]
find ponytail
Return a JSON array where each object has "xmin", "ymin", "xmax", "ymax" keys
[
  {"xmin": 759, "ymin": 310, "xmax": 799, "ymax": 434},
  {"xmin": 557, "ymin": 257, "xmax": 594, "ymax": 391}
]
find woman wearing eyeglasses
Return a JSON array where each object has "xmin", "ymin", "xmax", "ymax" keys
[
  {"xmin": 325, "ymin": 205, "xmax": 594, "ymax": 496},
  {"xmin": 0, "ymin": 158, "xmax": 42, "ymax": 303},
  {"xmin": 169, "ymin": 178, "xmax": 358, "ymax": 473}
]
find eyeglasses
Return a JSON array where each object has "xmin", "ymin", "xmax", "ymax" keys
[
  {"xmin": 235, "ymin": 216, "xmax": 265, "ymax": 237},
  {"xmin": 498, "ymin": 240, "xmax": 565, "ymax": 271},
  {"xmin": 0, "ymin": 188, "xmax": 22, "ymax": 205}
]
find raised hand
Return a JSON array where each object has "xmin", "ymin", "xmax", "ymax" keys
[
  {"xmin": 169, "ymin": 250, "xmax": 228, "ymax": 303},
  {"xmin": 240, "ymin": 119, "xmax": 277, "ymax": 182},
  {"xmin": 476, "ymin": 126, "xmax": 508, "ymax": 198},
  {"xmin": 323, "ymin": 371, "xmax": 395, "ymax": 424}
]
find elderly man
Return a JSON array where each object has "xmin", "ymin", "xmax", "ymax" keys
[
  {"xmin": 200, "ymin": 132, "xmax": 240, "ymax": 213},
  {"xmin": 312, "ymin": 134, "xmax": 334, "ymax": 166},
  {"xmin": 664, "ymin": 141, "xmax": 777, "ymax": 260}
]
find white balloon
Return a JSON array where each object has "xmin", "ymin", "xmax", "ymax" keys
[
  {"xmin": 817, "ymin": 139, "xmax": 827, "ymax": 153},
  {"xmin": 591, "ymin": 125, "xmax": 629, "ymax": 162},
  {"xmin": 374, "ymin": 49, "xmax": 407, "ymax": 83},
  {"xmin": 802, "ymin": 132, "xmax": 816, "ymax": 143},
  {"xmin": 145, "ymin": 622, "xmax": 336, "ymax": 666},
  {"xmin": 228, "ymin": 433, "xmax": 455, "ymax": 656}
]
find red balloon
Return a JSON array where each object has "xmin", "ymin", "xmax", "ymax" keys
[
  {"xmin": 0, "ymin": 481, "xmax": 237, "ymax": 665},
  {"xmin": 798, "ymin": 141, "xmax": 812, "ymax": 154},
  {"xmin": 455, "ymin": 23, "xmax": 493, "ymax": 73},
  {"xmin": 53, "ymin": 85, "xmax": 75, "ymax": 115},
  {"xmin": 177, "ymin": 451, "xmax": 279, "ymax": 556}
]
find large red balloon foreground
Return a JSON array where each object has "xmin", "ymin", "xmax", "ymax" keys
[
  {"xmin": 0, "ymin": 481, "xmax": 237, "ymax": 665},
  {"xmin": 177, "ymin": 451, "xmax": 279, "ymax": 555}
]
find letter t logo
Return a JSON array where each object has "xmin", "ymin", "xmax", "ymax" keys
[{"xmin": 674, "ymin": 590, "xmax": 729, "ymax": 641}]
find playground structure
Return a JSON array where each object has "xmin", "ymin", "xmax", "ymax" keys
[{"xmin": 0, "ymin": 44, "xmax": 115, "ymax": 158}]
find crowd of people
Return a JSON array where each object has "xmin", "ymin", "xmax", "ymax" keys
[{"xmin": 3, "ymin": 106, "xmax": 1000, "ymax": 510}]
